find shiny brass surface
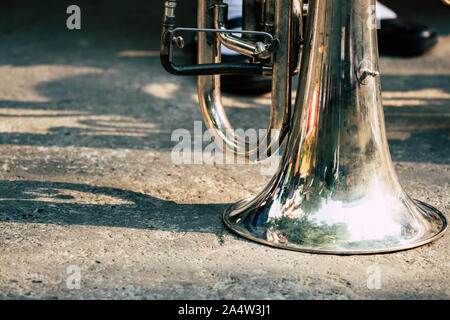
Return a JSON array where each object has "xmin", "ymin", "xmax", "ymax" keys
[{"xmin": 222, "ymin": 0, "xmax": 447, "ymax": 254}]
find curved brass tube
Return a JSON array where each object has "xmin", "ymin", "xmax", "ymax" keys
[{"xmin": 197, "ymin": 0, "xmax": 294, "ymax": 161}]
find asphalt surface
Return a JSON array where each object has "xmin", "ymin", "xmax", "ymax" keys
[{"xmin": 0, "ymin": 0, "xmax": 449, "ymax": 299}]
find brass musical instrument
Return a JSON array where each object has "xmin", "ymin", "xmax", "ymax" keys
[{"xmin": 160, "ymin": 0, "xmax": 447, "ymax": 254}]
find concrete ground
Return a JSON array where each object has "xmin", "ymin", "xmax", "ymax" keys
[{"xmin": 0, "ymin": 0, "xmax": 448, "ymax": 299}]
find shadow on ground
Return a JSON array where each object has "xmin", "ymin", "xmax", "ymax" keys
[
  {"xmin": 0, "ymin": 180, "xmax": 227, "ymax": 233},
  {"xmin": 0, "ymin": 71, "xmax": 448, "ymax": 164}
]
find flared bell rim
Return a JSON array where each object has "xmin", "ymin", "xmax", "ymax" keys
[{"xmin": 223, "ymin": 199, "xmax": 447, "ymax": 255}]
